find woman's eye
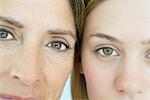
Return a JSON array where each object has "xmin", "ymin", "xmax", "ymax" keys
[
  {"xmin": 0, "ymin": 29, "xmax": 14, "ymax": 40},
  {"xmin": 145, "ymin": 51, "xmax": 150, "ymax": 59},
  {"xmin": 47, "ymin": 41, "xmax": 69, "ymax": 51},
  {"xmin": 96, "ymin": 47, "xmax": 119, "ymax": 57}
]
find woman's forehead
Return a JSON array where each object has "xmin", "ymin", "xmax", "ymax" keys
[{"xmin": 0, "ymin": 0, "xmax": 75, "ymax": 32}]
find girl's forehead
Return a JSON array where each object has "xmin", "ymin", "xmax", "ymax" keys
[{"xmin": 85, "ymin": 0, "xmax": 150, "ymax": 41}]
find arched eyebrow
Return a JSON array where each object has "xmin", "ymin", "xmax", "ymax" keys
[
  {"xmin": 0, "ymin": 16, "xmax": 76, "ymax": 41},
  {"xmin": 89, "ymin": 33, "xmax": 123, "ymax": 44},
  {"xmin": 0, "ymin": 16, "xmax": 24, "ymax": 28}
]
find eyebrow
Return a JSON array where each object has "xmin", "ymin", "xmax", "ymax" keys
[
  {"xmin": 48, "ymin": 29, "xmax": 76, "ymax": 41},
  {"xmin": 0, "ymin": 16, "xmax": 76, "ymax": 41},
  {"xmin": 89, "ymin": 33, "xmax": 123, "ymax": 44},
  {"xmin": 0, "ymin": 16, "xmax": 24, "ymax": 28}
]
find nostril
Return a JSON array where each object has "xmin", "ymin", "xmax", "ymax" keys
[
  {"xmin": 12, "ymin": 75, "xmax": 19, "ymax": 79},
  {"xmin": 119, "ymin": 89, "xmax": 124, "ymax": 93},
  {"xmin": 117, "ymin": 87, "xmax": 142, "ymax": 95},
  {"xmin": 9, "ymin": 69, "xmax": 20, "ymax": 79},
  {"xmin": 137, "ymin": 91, "xmax": 142, "ymax": 94}
]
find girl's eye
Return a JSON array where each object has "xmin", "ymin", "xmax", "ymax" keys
[
  {"xmin": 0, "ymin": 29, "xmax": 14, "ymax": 40},
  {"xmin": 96, "ymin": 47, "xmax": 119, "ymax": 57},
  {"xmin": 47, "ymin": 41, "xmax": 69, "ymax": 51}
]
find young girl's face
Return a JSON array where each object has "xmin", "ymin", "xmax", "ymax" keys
[{"xmin": 82, "ymin": 0, "xmax": 150, "ymax": 99}]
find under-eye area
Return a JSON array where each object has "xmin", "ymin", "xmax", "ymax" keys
[{"xmin": 45, "ymin": 37, "xmax": 70, "ymax": 52}]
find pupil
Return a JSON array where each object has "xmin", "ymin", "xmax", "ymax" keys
[
  {"xmin": 103, "ymin": 48, "xmax": 112, "ymax": 55},
  {"xmin": 52, "ymin": 43, "xmax": 61, "ymax": 49},
  {"xmin": 0, "ymin": 31, "xmax": 8, "ymax": 38}
]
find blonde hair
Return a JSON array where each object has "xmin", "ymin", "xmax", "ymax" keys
[{"xmin": 71, "ymin": 0, "xmax": 105, "ymax": 99}]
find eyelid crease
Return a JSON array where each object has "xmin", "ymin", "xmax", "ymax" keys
[
  {"xmin": 46, "ymin": 37, "xmax": 69, "ymax": 45},
  {"xmin": 48, "ymin": 29, "xmax": 76, "ymax": 41},
  {"xmin": 0, "ymin": 24, "xmax": 15, "ymax": 30}
]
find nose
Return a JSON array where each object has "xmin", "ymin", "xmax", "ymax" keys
[
  {"xmin": 9, "ymin": 46, "xmax": 41, "ymax": 85},
  {"xmin": 115, "ymin": 58, "xmax": 143, "ymax": 95}
]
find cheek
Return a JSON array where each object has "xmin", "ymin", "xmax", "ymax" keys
[
  {"xmin": 0, "ymin": 51, "xmax": 18, "ymax": 76},
  {"xmin": 82, "ymin": 61, "xmax": 111, "ymax": 95},
  {"xmin": 82, "ymin": 52, "xmax": 116, "ymax": 97},
  {"xmin": 0, "ymin": 43, "xmax": 21, "ymax": 73},
  {"xmin": 43, "ymin": 55, "xmax": 73, "ymax": 90}
]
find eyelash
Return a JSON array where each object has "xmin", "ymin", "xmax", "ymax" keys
[
  {"xmin": 0, "ymin": 28, "xmax": 16, "ymax": 41},
  {"xmin": 144, "ymin": 49, "xmax": 150, "ymax": 59},
  {"xmin": 95, "ymin": 45, "xmax": 120, "ymax": 57},
  {"xmin": 46, "ymin": 39, "xmax": 70, "ymax": 52}
]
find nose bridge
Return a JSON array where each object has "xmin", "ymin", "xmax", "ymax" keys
[
  {"xmin": 10, "ymin": 44, "xmax": 41, "ymax": 85},
  {"xmin": 115, "ymin": 55, "xmax": 143, "ymax": 95},
  {"xmin": 23, "ymin": 45, "xmax": 40, "ymax": 73}
]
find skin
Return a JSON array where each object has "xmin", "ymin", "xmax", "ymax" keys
[
  {"xmin": 0, "ymin": 0, "xmax": 76, "ymax": 100},
  {"xmin": 82, "ymin": 0, "xmax": 150, "ymax": 99}
]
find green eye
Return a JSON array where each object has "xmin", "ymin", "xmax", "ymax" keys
[
  {"xmin": 51, "ymin": 42, "xmax": 62, "ymax": 49},
  {"xmin": 103, "ymin": 47, "xmax": 113, "ymax": 55},
  {"xmin": 0, "ymin": 30, "xmax": 8, "ymax": 38},
  {"xmin": 47, "ymin": 41, "xmax": 69, "ymax": 51},
  {"xmin": 97, "ymin": 47, "xmax": 119, "ymax": 57},
  {"xmin": 0, "ymin": 29, "xmax": 14, "ymax": 40}
]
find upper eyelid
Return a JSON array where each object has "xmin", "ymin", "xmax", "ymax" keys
[
  {"xmin": 0, "ymin": 26, "xmax": 19, "ymax": 36},
  {"xmin": 47, "ymin": 37, "xmax": 68, "ymax": 44},
  {"xmin": 0, "ymin": 25, "xmax": 15, "ymax": 30}
]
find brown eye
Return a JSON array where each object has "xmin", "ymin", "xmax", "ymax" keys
[{"xmin": 0, "ymin": 29, "xmax": 14, "ymax": 40}]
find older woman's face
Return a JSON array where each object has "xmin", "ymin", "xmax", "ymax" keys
[
  {"xmin": 82, "ymin": 0, "xmax": 150, "ymax": 99},
  {"xmin": 0, "ymin": 0, "xmax": 75, "ymax": 99}
]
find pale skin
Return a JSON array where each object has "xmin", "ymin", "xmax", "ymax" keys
[
  {"xmin": 0, "ymin": 0, "xmax": 76, "ymax": 100},
  {"xmin": 82, "ymin": 0, "xmax": 150, "ymax": 99}
]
